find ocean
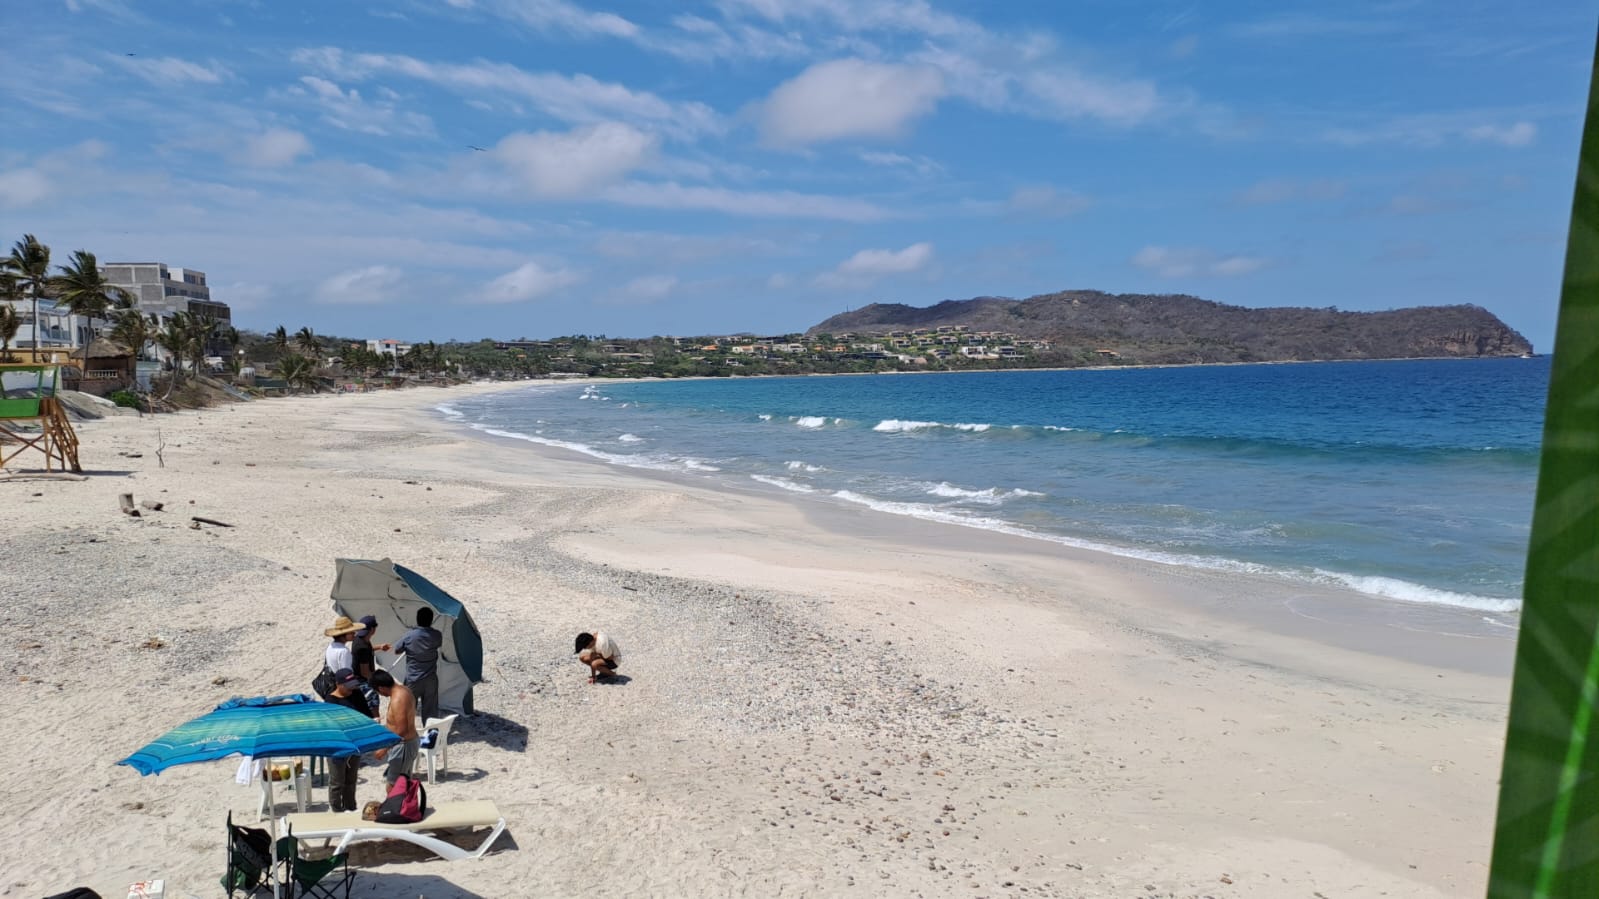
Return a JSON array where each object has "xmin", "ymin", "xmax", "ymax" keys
[{"xmin": 437, "ymin": 358, "xmax": 1547, "ymax": 620}]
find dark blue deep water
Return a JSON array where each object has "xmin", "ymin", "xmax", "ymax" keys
[{"xmin": 440, "ymin": 358, "xmax": 1548, "ymax": 616}]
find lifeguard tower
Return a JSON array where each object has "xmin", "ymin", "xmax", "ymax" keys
[{"xmin": 0, "ymin": 364, "xmax": 81, "ymax": 473}]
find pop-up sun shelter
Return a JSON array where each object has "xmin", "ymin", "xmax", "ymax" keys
[{"xmin": 330, "ymin": 558, "xmax": 485, "ymax": 715}]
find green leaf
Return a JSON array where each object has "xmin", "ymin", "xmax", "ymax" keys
[{"xmin": 1488, "ymin": 28, "xmax": 1599, "ymax": 899}]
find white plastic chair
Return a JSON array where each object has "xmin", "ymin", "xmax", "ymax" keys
[
  {"xmin": 420, "ymin": 715, "xmax": 458, "ymax": 784},
  {"xmin": 255, "ymin": 762, "xmax": 309, "ymax": 820}
]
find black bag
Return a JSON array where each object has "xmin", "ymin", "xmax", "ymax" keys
[
  {"xmin": 43, "ymin": 890, "xmax": 103, "ymax": 899},
  {"xmin": 311, "ymin": 665, "xmax": 337, "ymax": 700}
]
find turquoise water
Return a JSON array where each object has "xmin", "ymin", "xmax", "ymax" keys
[{"xmin": 439, "ymin": 358, "xmax": 1547, "ymax": 617}]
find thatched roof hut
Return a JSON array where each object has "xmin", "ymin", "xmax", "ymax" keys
[{"xmin": 74, "ymin": 338, "xmax": 133, "ymax": 361}]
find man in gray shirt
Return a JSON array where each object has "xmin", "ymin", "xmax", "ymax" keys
[{"xmin": 393, "ymin": 607, "xmax": 443, "ymax": 722}]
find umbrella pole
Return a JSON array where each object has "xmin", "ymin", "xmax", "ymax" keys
[{"xmin": 263, "ymin": 767, "xmax": 283, "ymax": 899}]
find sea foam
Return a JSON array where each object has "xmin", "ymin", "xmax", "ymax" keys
[{"xmin": 752, "ymin": 474, "xmax": 816, "ymax": 493}]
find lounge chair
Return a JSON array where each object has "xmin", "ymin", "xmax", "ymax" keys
[{"xmin": 280, "ymin": 800, "xmax": 507, "ymax": 862}]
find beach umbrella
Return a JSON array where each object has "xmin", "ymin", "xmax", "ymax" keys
[{"xmin": 117, "ymin": 693, "xmax": 400, "ymax": 897}]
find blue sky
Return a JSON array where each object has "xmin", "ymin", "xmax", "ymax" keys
[{"xmin": 2, "ymin": 0, "xmax": 1590, "ymax": 348}]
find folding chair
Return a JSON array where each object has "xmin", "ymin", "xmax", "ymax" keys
[
  {"xmin": 281, "ymin": 827, "xmax": 355, "ymax": 899},
  {"xmin": 222, "ymin": 811, "xmax": 282, "ymax": 897}
]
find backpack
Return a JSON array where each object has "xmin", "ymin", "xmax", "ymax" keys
[
  {"xmin": 311, "ymin": 665, "xmax": 337, "ymax": 700},
  {"xmin": 376, "ymin": 773, "xmax": 427, "ymax": 824}
]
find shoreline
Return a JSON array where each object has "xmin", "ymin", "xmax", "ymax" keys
[
  {"xmin": 1, "ymin": 383, "xmax": 1511, "ymax": 897},
  {"xmin": 439, "ymin": 377, "xmax": 1527, "ymax": 636},
  {"xmin": 442, "ymin": 386, "xmax": 1517, "ymax": 679}
]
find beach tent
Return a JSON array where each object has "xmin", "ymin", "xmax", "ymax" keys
[{"xmin": 329, "ymin": 558, "xmax": 485, "ymax": 715}]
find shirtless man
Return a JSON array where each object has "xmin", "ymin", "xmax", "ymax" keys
[
  {"xmin": 369, "ymin": 670, "xmax": 419, "ymax": 785},
  {"xmin": 574, "ymin": 631, "xmax": 622, "ymax": 684}
]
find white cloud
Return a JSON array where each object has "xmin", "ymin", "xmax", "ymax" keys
[
  {"xmin": 218, "ymin": 281, "xmax": 272, "ymax": 311},
  {"xmin": 1007, "ymin": 185, "xmax": 1091, "ymax": 217},
  {"xmin": 111, "ymin": 55, "xmax": 229, "ymax": 84},
  {"xmin": 859, "ymin": 150, "xmax": 942, "ymax": 176},
  {"xmin": 816, "ymin": 241, "xmax": 934, "ymax": 287},
  {"xmin": 620, "ymin": 274, "xmax": 678, "ymax": 301},
  {"xmin": 1466, "ymin": 121, "xmax": 1537, "ymax": 147},
  {"xmin": 293, "ymin": 47, "xmax": 721, "ymax": 139},
  {"xmin": 1131, "ymin": 246, "xmax": 1268, "ymax": 278},
  {"xmin": 1324, "ymin": 113, "xmax": 1541, "ymax": 148},
  {"xmin": 836, "ymin": 241, "xmax": 934, "ymax": 275},
  {"xmin": 239, "ymin": 128, "xmax": 312, "ymax": 168},
  {"xmin": 290, "ymin": 76, "xmax": 434, "ymax": 137},
  {"xmin": 1017, "ymin": 69, "xmax": 1159, "ymax": 126},
  {"xmin": 759, "ymin": 59, "xmax": 945, "ymax": 147},
  {"xmin": 495, "ymin": 123, "xmax": 657, "ymax": 197},
  {"xmin": 717, "ymin": 0, "xmax": 979, "ymax": 42},
  {"xmin": 315, "ymin": 265, "xmax": 404, "ymax": 304},
  {"xmin": 451, "ymin": 0, "xmax": 640, "ymax": 39},
  {"xmin": 767, "ymin": 273, "xmax": 793, "ymax": 289},
  {"xmin": 478, "ymin": 261, "xmax": 582, "ymax": 303},
  {"xmin": 601, "ymin": 181, "xmax": 888, "ymax": 222},
  {"xmin": 0, "ymin": 140, "xmax": 111, "ymax": 209},
  {"xmin": 0, "ymin": 168, "xmax": 53, "ymax": 209}
]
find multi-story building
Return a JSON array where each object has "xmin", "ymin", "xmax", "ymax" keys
[
  {"xmin": 367, "ymin": 338, "xmax": 412, "ymax": 359},
  {"xmin": 100, "ymin": 262, "xmax": 232, "ymax": 325},
  {"xmin": 0, "ymin": 297, "xmax": 83, "ymax": 353}
]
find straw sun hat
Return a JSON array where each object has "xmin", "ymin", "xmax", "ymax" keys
[{"xmin": 323, "ymin": 615, "xmax": 362, "ymax": 637}]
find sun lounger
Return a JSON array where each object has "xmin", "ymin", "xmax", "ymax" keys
[{"xmin": 281, "ymin": 800, "xmax": 507, "ymax": 861}]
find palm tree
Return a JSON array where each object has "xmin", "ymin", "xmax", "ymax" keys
[
  {"xmin": 295, "ymin": 326, "xmax": 319, "ymax": 360},
  {"xmin": 272, "ymin": 325, "xmax": 289, "ymax": 354},
  {"xmin": 155, "ymin": 312, "xmax": 192, "ymax": 399},
  {"xmin": 0, "ymin": 303, "xmax": 19, "ymax": 362},
  {"xmin": 109, "ymin": 309, "xmax": 155, "ymax": 387},
  {"xmin": 276, "ymin": 352, "xmax": 319, "ymax": 391},
  {"xmin": 187, "ymin": 311, "xmax": 219, "ymax": 371},
  {"xmin": 221, "ymin": 325, "xmax": 242, "ymax": 374},
  {"xmin": 5, "ymin": 234, "xmax": 52, "ymax": 352},
  {"xmin": 50, "ymin": 249, "xmax": 134, "ymax": 347}
]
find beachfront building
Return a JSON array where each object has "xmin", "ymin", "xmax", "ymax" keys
[
  {"xmin": 367, "ymin": 338, "xmax": 412, "ymax": 359},
  {"xmin": 0, "ymin": 297, "xmax": 85, "ymax": 355},
  {"xmin": 100, "ymin": 262, "xmax": 232, "ymax": 327}
]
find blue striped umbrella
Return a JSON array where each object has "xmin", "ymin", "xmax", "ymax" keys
[{"xmin": 117, "ymin": 693, "xmax": 400, "ymax": 776}]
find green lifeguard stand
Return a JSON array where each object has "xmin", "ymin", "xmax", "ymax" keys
[{"xmin": 0, "ymin": 364, "xmax": 81, "ymax": 473}]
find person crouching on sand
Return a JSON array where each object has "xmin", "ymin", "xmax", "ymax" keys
[{"xmin": 575, "ymin": 631, "xmax": 621, "ymax": 683}]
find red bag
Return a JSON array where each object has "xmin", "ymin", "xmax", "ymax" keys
[{"xmin": 375, "ymin": 773, "xmax": 427, "ymax": 823}]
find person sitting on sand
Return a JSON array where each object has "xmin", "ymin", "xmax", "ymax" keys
[
  {"xmin": 574, "ymin": 631, "xmax": 622, "ymax": 683},
  {"xmin": 369, "ymin": 670, "xmax": 419, "ymax": 786}
]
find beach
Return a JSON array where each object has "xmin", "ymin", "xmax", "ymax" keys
[{"xmin": 1, "ymin": 382, "xmax": 1514, "ymax": 898}]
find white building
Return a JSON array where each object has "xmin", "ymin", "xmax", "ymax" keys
[
  {"xmin": 367, "ymin": 338, "xmax": 413, "ymax": 359},
  {"xmin": 1, "ymin": 297, "xmax": 87, "ymax": 352}
]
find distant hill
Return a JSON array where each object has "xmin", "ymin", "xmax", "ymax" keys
[{"xmin": 807, "ymin": 290, "xmax": 1532, "ymax": 364}]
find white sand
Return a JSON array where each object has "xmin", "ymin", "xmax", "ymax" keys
[{"xmin": 0, "ymin": 383, "xmax": 1512, "ymax": 898}]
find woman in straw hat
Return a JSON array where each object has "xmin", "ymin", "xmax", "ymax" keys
[{"xmin": 323, "ymin": 616, "xmax": 362, "ymax": 675}]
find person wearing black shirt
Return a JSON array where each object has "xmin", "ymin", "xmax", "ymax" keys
[
  {"xmin": 352, "ymin": 615, "xmax": 381, "ymax": 681},
  {"xmin": 324, "ymin": 668, "xmax": 379, "ymax": 811}
]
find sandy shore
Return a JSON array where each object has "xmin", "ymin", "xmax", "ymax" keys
[{"xmin": 1, "ymin": 383, "xmax": 1512, "ymax": 898}]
